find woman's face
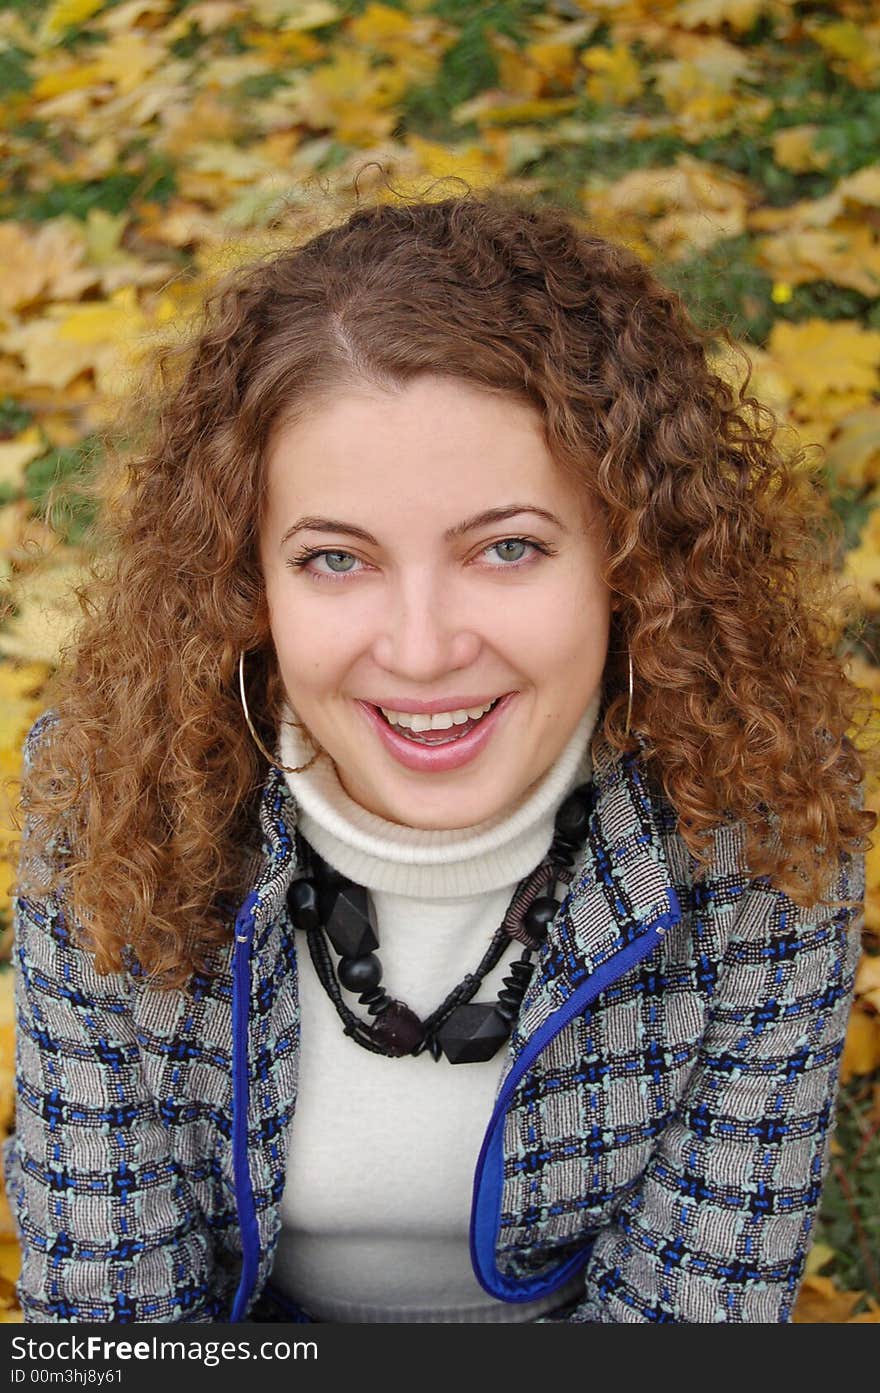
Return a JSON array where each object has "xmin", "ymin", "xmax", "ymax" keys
[{"xmin": 259, "ymin": 374, "xmax": 613, "ymax": 829}]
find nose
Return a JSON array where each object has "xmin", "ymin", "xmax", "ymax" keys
[{"xmin": 370, "ymin": 567, "xmax": 481, "ymax": 682}]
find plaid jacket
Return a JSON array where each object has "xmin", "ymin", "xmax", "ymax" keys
[{"xmin": 4, "ymin": 710, "xmax": 864, "ymax": 1323}]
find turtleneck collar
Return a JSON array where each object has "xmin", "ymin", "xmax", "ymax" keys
[{"xmin": 277, "ymin": 691, "xmax": 602, "ymax": 898}]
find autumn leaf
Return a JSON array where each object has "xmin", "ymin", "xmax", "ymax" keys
[
  {"xmin": 37, "ymin": 0, "xmax": 109, "ymax": 47},
  {"xmin": 839, "ymin": 1006, "xmax": 880, "ymax": 1084},
  {"xmin": 0, "ymin": 430, "xmax": 46, "ymax": 494},
  {"xmin": 581, "ymin": 45, "xmax": 643, "ymax": 106},
  {"xmin": 772, "ymin": 125, "xmax": 833, "ymax": 174},
  {"xmin": 793, "ymin": 1275, "xmax": 867, "ymax": 1323}
]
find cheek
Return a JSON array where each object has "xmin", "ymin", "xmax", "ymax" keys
[{"xmin": 269, "ymin": 601, "xmax": 358, "ymax": 697}]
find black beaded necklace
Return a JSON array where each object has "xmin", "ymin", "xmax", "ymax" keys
[{"xmin": 286, "ymin": 782, "xmax": 593, "ymax": 1064}]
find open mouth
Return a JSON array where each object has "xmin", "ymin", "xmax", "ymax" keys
[{"xmin": 373, "ymin": 698, "xmax": 503, "ymax": 745}]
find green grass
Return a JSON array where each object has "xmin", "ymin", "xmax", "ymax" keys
[
  {"xmin": 815, "ymin": 1076, "xmax": 880, "ymax": 1302},
  {"xmin": 23, "ymin": 439, "xmax": 102, "ymax": 547}
]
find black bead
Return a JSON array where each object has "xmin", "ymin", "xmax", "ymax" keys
[
  {"xmin": 508, "ymin": 959, "xmax": 535, "ymax": 984},
  {"xmin": 497, "ymin": 987, "xmax": 523, "ymax": 1010},
  {"xmin": 287, "ymin": 878, "xmax": 321, "ymax": 932},
  {"xmin": 523, "ymin": 896, "xmax": 559, "ymax": 941},
  {"xmin": 554, "ymin": 788, "xmax": 591, "ymax": 844},
  {"xmin": 369, "ymin": 1000, "xmax": 425, "ymax": 1055},
  {"xmin": 435, "ymin": 1003, "xmax": 511, "ymax": 1064},
  {"xmin": 360, "ymin": 986, "xmax": 392, "ymax": 1014},
  {"xmin": 323, "ymin": 881, "xmax": 379, "ymax": 958},
  {"xmin": 338, "ymin": 953, "xmax": 382, "ymax": 992}
]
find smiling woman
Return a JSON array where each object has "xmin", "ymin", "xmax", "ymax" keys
[
  {"xmin": 4, "ymin": 190, "xmax": 877, "ymax": 1325},
  {"xmin": 259, "ymin": 378, "xmax": 612, "ymax": 826}
]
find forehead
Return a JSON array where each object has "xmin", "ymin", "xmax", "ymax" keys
[{"xmin": 264, "ymin": 377, "xmax": 566, "ymax": 504}]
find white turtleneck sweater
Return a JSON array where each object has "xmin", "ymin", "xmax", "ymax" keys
[{"xmin": 270, "ymin": 692, "xmax": 602, "ymax": 1322}]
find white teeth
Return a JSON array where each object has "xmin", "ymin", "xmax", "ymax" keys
[{"xmin": 379, "ymin": 700, "xmax": 497, "ymax": 730}]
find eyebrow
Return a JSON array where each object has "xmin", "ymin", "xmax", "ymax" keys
[{"xmin": 279, "ymin": 504, "xmax": 567, "ymax": 551}]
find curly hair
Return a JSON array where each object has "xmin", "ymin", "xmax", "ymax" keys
[{"xmin": 10, "ymin": 185, "xmax": 878, "ymax": 990}]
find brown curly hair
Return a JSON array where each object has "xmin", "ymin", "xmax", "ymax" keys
[{"xmin": 10, "ymin": 186, "xmax": 878, "ymax": 990}]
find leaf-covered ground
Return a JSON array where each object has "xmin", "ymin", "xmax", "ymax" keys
[{"xmin": 1, "ymin": 0, "xmax": 879, "ymax": 1323}]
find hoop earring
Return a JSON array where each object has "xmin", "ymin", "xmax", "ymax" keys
[
  {"xmin": 624, "ymin": 647, "xmax": 633, "ymax": 740},
  {"xmin": 238, "ymin": 650, "xmax": 322, "ymax": 774}
]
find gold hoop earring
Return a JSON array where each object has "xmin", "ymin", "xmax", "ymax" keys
[
  {"xmin": 624, "ymin": 647, "xmax": 633, "ymax": 740},
  {"xmin": 237, "ymin": 650, "xmax": 321, "ymax": 774}
]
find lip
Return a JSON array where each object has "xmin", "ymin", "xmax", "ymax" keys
[
  {"xmin": 355, "ymin": 694, "xmax": 516, "ymax": 774},
  {"xmin": 364, "ymin": 694, "xmax": 509, "ymax": 716}
]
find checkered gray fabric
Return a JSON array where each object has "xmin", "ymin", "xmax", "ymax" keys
[{"xmin": 4, "ymin": 710, "xmax": 864, "ymax": 1322}]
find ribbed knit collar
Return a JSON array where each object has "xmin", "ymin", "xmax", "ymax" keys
[{"xmin": 277, "ymin": 692, "xmax": 602, "ymax": 898}]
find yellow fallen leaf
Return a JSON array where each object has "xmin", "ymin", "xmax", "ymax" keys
[
  {"xmin": 755, "ymin": 225, "xmax": 880, "ymax": 299},
  {"xmin": 0, "ymin": 663, "xmax": 51, "ymax": 707},
  {"xmin": 0, "ymin": 429, "xmax": 46, "ymax": 494},
  {"xmin": 854, "ymin": 952, "xmax": 880, "ymax": 1013},
  {"xmin": 0, "ymin": 220, "xmax": 96, "ymax": 313},
  {"xmin": 824, "ymin": 410, "xmax": 880, "ymax": 491},
  {"xmin": 676, "ymin": 0, "xmax": 767, "ymax": 30},
  {"xmin": 452, "ymin": 93, "xmax": 579, "ymax": 127},
  {"xmin": 582, "ymin": 156, "xmax": 753, "ymax": 261},
  {"xmin": 806, "ymin": 20, "xmax": 880, "ymax": 88},
  {"xmin": 97, "ymin": 0, "xmax": 174, "ymax": 37},
  {"xmin": 0, "ymin": 559, "xmax": 87, "ymax": 666},
  {"xmin": 803, "ymin": 1241, "xmax": 835, "ymax": 1276},
  {"xmin": 838, "ymin": 165, "xmax": 880, "ymax": 210},
  {"xmin": 767, "ymin": 320, "xmax": 880, "ymax": 419},
  {"xmin": 772, "ymin": 125, "xmax": 833, "ymax": 174},
  {"xmin": 350, "ymin": 2, "xmax": 413, "ymax": 47},
  {"xmin": 0, "ymin": 1241, "xmax": 19, "ymax": 1289},
  {"xmin": 525, "ymin": 39, "xmax": 579, "ymax": 90},
  {"xmin": 405, "ymin": 135, "xmax": 501, "ymax": 188},
  {"xmin": 249, "ymin": 0, "xmax": 339, "ymax": 29},
  {"xmin": 91, "ymin": 32, "xmax": 166, "ymax": 94},
  {"xmin": 749, "ymin": 188, "xmax": 844, "ymax": 233},
  {"xmin": 162, "ymin": 1, "xmax": 242, "ymax": 41},
  {"xmin": 38, "ymin": 0, "xmax": 108, "ymax": 45},
  {"xmin": 793, "ymin": 1275, "xmax": 865, "ymax": 1323},
  {"xmin": 31, "ymin": 59, "xmax": 107, "ymax": 101},
  {"xmin": 2, "ymin": 287, "xmax": 151, "ymax": 397},
  {"xmin": 581, "ymin": 44, "xmax": 643, "ymax": 106},
  {"xmin": 839, "ymin": 1006, "xmax": 880, "ymax": 1083}
]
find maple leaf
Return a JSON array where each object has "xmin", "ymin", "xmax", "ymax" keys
[
  {"xmin": 755, "ymin": 225, "xmax": 880, "ymax": 299},
  {"xmin": 793, "ymin": 1275, "xmax": 867, "ymax": 1323},
  {"xmin": 581, "ymin": 44, "xmax": 643, "ymax": 106},
  {"xmin": 839, "ymin": 1007, "xmax": 880, "ymax": 1084},
  {"xmin": 676, "ymin": 0, "xmax": 770, "ymax": 31},
  {"xmin": 249, "ymin": 0, "xmax": 339, "ymax": 28},
  {"xmin": 37, "ymin": 0, "xmax": 108, "ymax": 47},
  {"xmin": 0, "ymin": 221, "xmax": 96, "ymax": 314},
  {"xmin": 582, "ymin": 156, "xmax": 754, "ymax": 261},
  {"xmin": 2, "ymin": 287, "xmax": 151, "ymax": 398},
  {"xmin": 0, "ymin": 429, "xmax": 46, "ymax": 493},
  {"xmin": 772, "ymin": 125, "xmax": 833, "ymax": 174},
  {"xmin": 766, "ymin": 320, "xmax": 880, "ymax": 424},
  {"xmin": 855, "ymin": 953, "xmax": 880, "ymax": 1014},
  {"xmin": 824, "ymin": 410, "xmax": 880, "ymax": 491},
  {"xmin": 0, "ymin": 558, "xmax": 88, "ymax": 666}
]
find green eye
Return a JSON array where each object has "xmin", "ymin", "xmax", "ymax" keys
[
  {"xmin": 493, "ymin": 539, "xmax": 528, "ymax": 562},
  {"xmin": 325, "ymin": 552, "xmax": 357, "ymax": 572}
]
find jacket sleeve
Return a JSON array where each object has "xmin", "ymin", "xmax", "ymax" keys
[
  {"xmin": 556, "ymin": 845, "xmax": 865, "ymax": 1324},
  {"xmin": 3, "ymin": 714, "xmax": 222, "ymax": 1322}
]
